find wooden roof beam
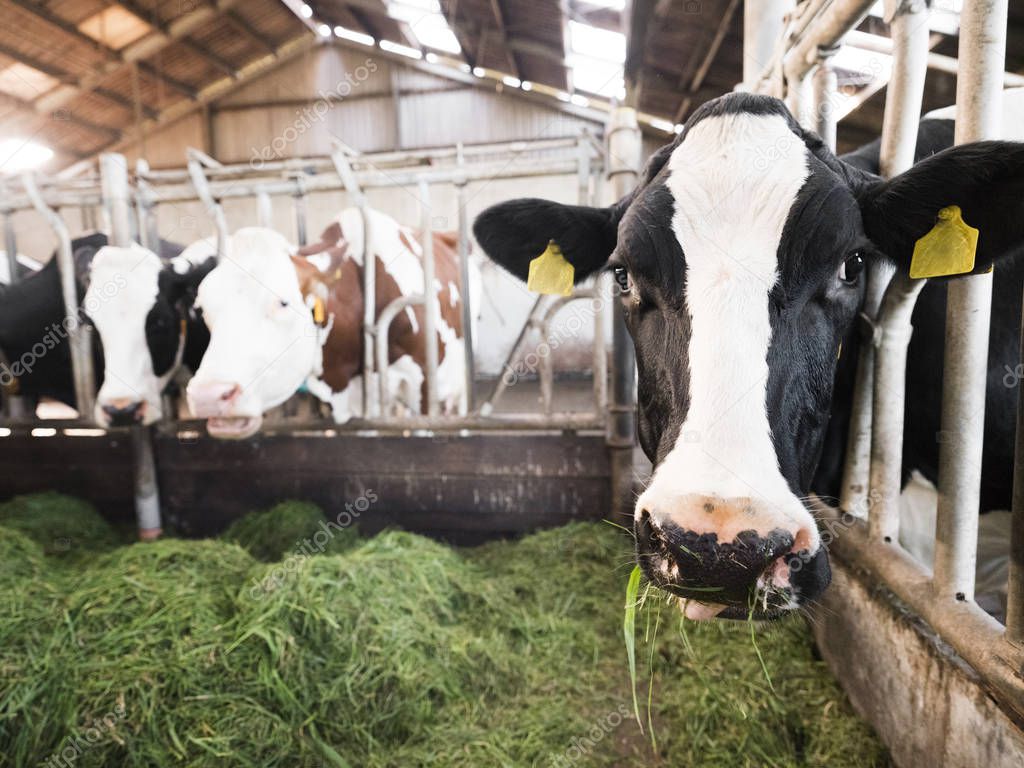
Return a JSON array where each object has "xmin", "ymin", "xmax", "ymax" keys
[
  {"xmin": 671, "ymin": 0, "xmax": 741, "ymax": 123},
  {"xmin": 222, "ymin": 11, "xmax": 279, "ymax": 55}
]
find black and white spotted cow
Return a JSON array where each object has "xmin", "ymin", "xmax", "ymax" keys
[
  {"xmin": 84, "ymin": 238, "xmax": 215, "ymax": 426},
  {"xmin": 473, "ymin": 91, "xmax": 1024, "ymax": 620},
  {"xmin": 0, "ymin": 233, "xmax": 213, "ymax": 425}
]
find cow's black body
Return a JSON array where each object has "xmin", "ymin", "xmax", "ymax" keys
[{"xmin": 814, "ymin": 117, "xmax": 1023, "ymax": 513}]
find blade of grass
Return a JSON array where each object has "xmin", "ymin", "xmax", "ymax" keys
[{"xmin": 624, "ymin": 564, "xmax": 644, "ymax": 733}]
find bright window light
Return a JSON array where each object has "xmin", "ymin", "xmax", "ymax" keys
[
  {"xmin": 472, "ymin": 66, "xmax": 485, "ymax": 77},
  {"xmin": 316, "ymin": 23, "xmax": 332, "ymax": 37},
  {"xmin": 568, "ymin": 20, "xmax": 625, "ymax": 63},
  {"xmin": 576, "ymin": 0, "xmax": 625, "ymax": 8},
  {"xmin": 570, "ymin": 93, "xmax": 590, "ymax": 107},
  {"xmin": 568, "ymin": 55, "xmax": 624, "ymax": 98},
  {"xmin": 502, "ymin": 75, "xmax": 521, "ymax": 88},
  {"xmin": 300, "ymin": 3, "xmax": 313, "ymax": 18},
  {"xmin": 380, "ymin": 39, "xmax": 423, "ymax": 59},
  {"xmin": 649, "ymin": 117, "xmax": 675, "ymax": 133},
  {"xmin": 867, "ymin": 0, "xmax": 960, "ymax": 35},
  {"xmin": 387, "ymin": 1, "xmax": 461, "ymax": 54},
  {"xmin": 0, "ymin": 139, "xmax": 53, "ymax": 173},
  {"xmin": 521, "ymin": 80, "xmax": 533, "ymax": 91},
  {"xmin": 334, "ymin": 26, "xmax": 375, "ymax": 46}
]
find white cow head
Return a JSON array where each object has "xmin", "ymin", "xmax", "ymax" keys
[{"xmin": 187, "ymin": 227, "xmax": 323, "ymax": 439}]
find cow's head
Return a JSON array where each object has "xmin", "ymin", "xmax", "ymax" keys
[
  {"xmin": 187, "ymin": 227, "xmax": 326, "ymax": 439},
  {"xmin": 474, "ymin": 93, "xmax": 1024, "ymax": 619},
  {"xmin": 85, "ymin": 242, "xmax": 214, "ymax": 427}
]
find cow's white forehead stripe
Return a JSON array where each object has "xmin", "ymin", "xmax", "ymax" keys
[{"xmin": 644, "ymin": 112, "xmax": 818, "ymax": 543}]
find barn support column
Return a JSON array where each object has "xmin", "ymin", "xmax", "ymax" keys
[
  {"xmin": 812, "ymin": 50, "xmax": 838, "ymax": 151},
  {"xmin": 606, "ymin": 106, "xmax": 640, "ymax": 521},
  {"xmin": 1, "ymin": 200, "xmax": 29, "ymax": 420},
  {"xmin": 101, "ymin": 152, "xmax": 162, "ymax": 541},
  {"xmin": 843, "ymin": 0, "xmax": 927, "ymax": 520},
  {"xmin": 743, "ymin": 0, "xmax": 794, "ymax": 88},
  {"xmin": 933, "ymin": 0, "xmax": 1006, "ymax": 603}
]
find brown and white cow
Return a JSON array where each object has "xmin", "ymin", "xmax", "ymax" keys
[{"xmin": 186, "ymin": 210, "xmax": 477, "ymax": 439}]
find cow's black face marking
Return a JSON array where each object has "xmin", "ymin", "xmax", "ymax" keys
[{"xmin": 144, "ymin": 295, "xmax": 180, "ymax": 377}]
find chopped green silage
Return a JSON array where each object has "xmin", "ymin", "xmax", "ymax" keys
[{"xmin": 0, "ymin": 493, "xmax": 890, "ymax": 768}]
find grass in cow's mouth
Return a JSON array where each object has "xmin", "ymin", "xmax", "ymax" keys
[{"xmin": 0, "ymin": 492, "xmax": 890, "ymax": 767}]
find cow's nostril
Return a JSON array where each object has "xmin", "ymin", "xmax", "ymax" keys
[{"xmin": 220, "ymin": 384, "xmax": 241, "ymax": 401}]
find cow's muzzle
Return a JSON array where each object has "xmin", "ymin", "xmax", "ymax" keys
[
  {"xmin": 186, "ymin": 380, "xmax": 262, "ymax": 439},
  {"xmin": 100, "ymin": 399, "xmax": 146, "ymax": 427},
  {"xmin": 634, "ymin": 496, "xmax": 830, "ymax": 621}
]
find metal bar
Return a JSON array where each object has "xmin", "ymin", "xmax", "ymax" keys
[
  {"xmin": 21, "ymin": 172, "xmax": 95, "ymax": 420},
  {"xmin": 101, "ymin": 153, "xmax": 163, "ymax": 541},
  {"xmin": 812, "ymin": 53, "xmax": 838, "ymax": 151},
  {"xmin": 376, "ymin": 295, "xmax": 424, "ymax": 413},
  {"xmin": 744, "ymin": 0, "xmax": 796, "ymax": 86},
  {"xmin": 256, "ymin": 189, "xmax": 273, "ymax": 229},
  {"xmin": 781, "ymin": 0, "xmax": 876, "ymax": 86},
  {"xmin": 165, "ymin": 413, "xmax": 606, "ymax": 434},
  {"xmin": 868, "ymin": 273, "xmax": 925, "ymax": 539},
  {"xmin": 933, "ymin": 0, "xmax": 1006, "ymax": 603},
  {"xmin": 584, "ymin": 132, "xmax": 609, "ymax": 415},
  {"xmin": 186, "ymin": 148, "xmax": 229, "ymax": 256},
  {"xmin": 330, "ymin": 142, "xmax": 377, "ymax": 418},
  {"xmin": 842, "ymin": 0, "xmax": 927, "ymax": 517},
  {"xmin": 419, "ymin": 179, "xmax": 440, "ymax": 418},
  {"xmin": 607, "ymin": 105, "xmax": 640, "ymax": 519},
  {"xmin": 479, "ymin": 296, "xmax": 546, "ymax": 416},
  {"xmin": 3, "ymin": 204, "xmax": 18, "ymax": 285},
  {"xmin": 813, "ymin": 499, "xmax": 1024, "ymax": 721},
  {"xmin": 455, "ymin": 144, "xmax": 476, "ymax": 415},
  {"xmin": 133, "ymin": 159, "xmax": 159, "ymax": 251},
  {"xmin": 878, "ymin": 1, "xmax": 930, "ymax": 178},
  {"xmin": 292, "ymin": 175, "xmax": 308, "ymax": 246}
]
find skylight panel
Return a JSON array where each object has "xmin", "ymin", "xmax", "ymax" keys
[
  {"xmin": 568, "ymin": 20, "xmax": 626, "ymax": 63},
  {"xmin": 0, "ymin": 139, "xmax": 54, "ymax": 174},
  {"xmin": 387, "ymin": 1, "xmax": 461, "ymax": 54}
]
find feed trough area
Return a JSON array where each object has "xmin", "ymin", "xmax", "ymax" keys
[{"xmin": 2, "ymin": 0, "xmax": 1024, "ymax": 766}]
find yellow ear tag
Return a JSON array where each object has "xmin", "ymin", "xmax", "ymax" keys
[
  {"xmin": 527, "ymin": 240, "xmax": 574, "ymax": 296},
  {"xmin": 909, "ymin": 205, "xmax": 979, "ymax": 279},
  {"xmin": 313, "ymin": 297, "xmax": 326, "ymax": 325}
]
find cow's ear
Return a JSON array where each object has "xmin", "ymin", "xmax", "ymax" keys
[
  {"xmin": 473, "ymin": 199, "xmax": 620, "ymax": 284},
  {"xmin": 858, "ymin": 141, "xmax": 1024, "ymax": 275}
]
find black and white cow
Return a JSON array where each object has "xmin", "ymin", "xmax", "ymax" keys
[
  {"xmin": 474, "ymin": 91, "xmax": 1024, "ymax": 620},
  {"xmin": 84, "ymin": 238, "xmax": 215, "ymax": 426},
  {"xmin": 0, "ymin": 233, "xmax": 213, "ymax": 425}
]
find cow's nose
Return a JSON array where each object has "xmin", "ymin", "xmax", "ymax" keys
[
  {"xmin": 101, "ymin": 399, "xmax": 146, "ymax": 426},
  {"xmin": 634, "ymin": 494, "xmax": 819, "ymax": 617},
  {"xmin": 187, "ymin": 381, "xmax": 242, "ymax": 417}
]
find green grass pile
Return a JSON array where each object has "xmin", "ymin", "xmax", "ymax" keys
[
  {"xmin": 0, "ymin": 492, "xmax": 121, "ymax": 560},
  {"xmin": 0, "ymin": 494, "xmax": 889, "ymax": 767}
]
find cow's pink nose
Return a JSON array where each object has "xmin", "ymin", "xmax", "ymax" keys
[{"xmin": 187, "ymin": 381, "xmax": 242, "ymax": 417}]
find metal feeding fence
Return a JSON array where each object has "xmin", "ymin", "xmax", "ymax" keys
[
  {"xmin": 748, "ymin": 0, "xmax": 1024, "ymax": 756},
  {"xmin": 0, "ymin": 120, "xmax": 642, "ymax": 543}
]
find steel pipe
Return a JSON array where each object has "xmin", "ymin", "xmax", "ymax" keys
[
  {"xmin": 292, "ymin": 174, "xmax": 308, "ymax": 246},
  {"xmin": 419, "ymin": 179, "xmax": 440, "ymax": 418},
  {"xmin": 186, "ymin": 148, "xmax": 229, "ymax": 256},
  {"xmin": 3, "ymin": 200, "xmax": 18, "ymax": 286},
  {"xmin": 782, "ymin": 0, "xmax": 877, "ymax": 87},
  {"xmin": 933, "ymin": 0, "xmax": 1006, "ymax": 603},
  {"xmin": 375, "ymin": 295, "xmax": 423, "ymax": 414},
  {"xmin": 868, "ymin": 272, "xmax": 925, "ymax": 539},
  {"xmin": 744, "ymin": 0, "xmax": 796, "ymax": 86},
  {"xmin": 455, "ymin": 145, "xmax": 476, "ymax": 415},
  {"xmin": 607, "ymin": 106, "xmax": 640, "ymax": 518},
  {"xmin": 878, "ymin": 0, "xmax": 930, "ymax": 179},
  {"xmin": 812, "ymin": 52, "xmax": 839, "ymax": 151},
  {"xmin": 256, "ymin": 189, "xmax": 273, "ymax": 229},
  {"xmin": 21, "ymin": 171, "xmax": 95, "ymax": 421}
]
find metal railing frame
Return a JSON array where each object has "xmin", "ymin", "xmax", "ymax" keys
[{"xmin": 764, "ymin": 0, "xmax": 1024, "ymax": 719}]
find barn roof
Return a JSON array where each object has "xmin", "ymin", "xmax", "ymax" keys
[{"xmin": 0, "ymin": 0, "xmax": 1022, "ymax": 172}]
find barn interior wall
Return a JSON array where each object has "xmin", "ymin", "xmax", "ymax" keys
[{"xmin": 10, "ymin": 46, "xmax": 612, "ymax": 379}]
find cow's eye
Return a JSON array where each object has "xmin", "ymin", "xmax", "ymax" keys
[
  {"xmin": 612, "ymin": 265, "xmax": 630, "ymax": 293},
  {"xmin": 839, "ymin": 251, "xmax": 865, "ymax": 284},
  {"xmin": 279, "ymin": 299, "xmax": 289, "ymax": 308}
]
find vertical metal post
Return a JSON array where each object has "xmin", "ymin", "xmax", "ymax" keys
[
  {"xmin": 330, "ymin": 143, "xmax": 376, "ymax": 417},
  {"xmin": 786, "ymin": 72, "xmax": 814, "ymax": 129},
  {"xmin": 186, "ymin": 148, "xmax": 228, "ymax": 257},
  {"xmin": 21, "ymin": 173, "xmax": 95, "ymax": 420},
  {"xmin": 102, "ymin": 153, "xmax": 162, "ymax": 541},
  {"xmin": 812, "ymin": 52, "xmax": 838, "ymax": 151},
  {"xmin": 418, "ymin": 179, "xmax": 440, "ymax": 418},
  {"xmin": 743, "ymin": 0, "xmax": 795, "ymax": 86},
  {"xmin": 607, "ymin": 106, "xmax": 640, "ymax": 520},
  {"xmin": 843, "ymin": 0, "xmax": 927, "ymax": 518},
  {"xmin": 579, "ymin": 135, "xmax": 608, "ymax": 414},
  {"xmin": 868, "ymin": 273, "xmax": 924, "ymax": 539},
  {"xmin": 292, "ymin": 174, "xmax": 308, "ymax": 246},
  {"xmin": 3, "ymin": 204, "xmax": 18, "ymax": 285},
  {"xmin": 934, "ymin": 0, "xmax": 1006, "ymax": 602},
  {"xmin": 256, "ymin": 188, "xmax": 273, "ymax": 229},
  {"xmin": 455, "ymin": 144, "xmax": 475, "ymax": 415},
  {"xmin": 134, "ymin": 159, "xmax": 159, "ymax": 252}
]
